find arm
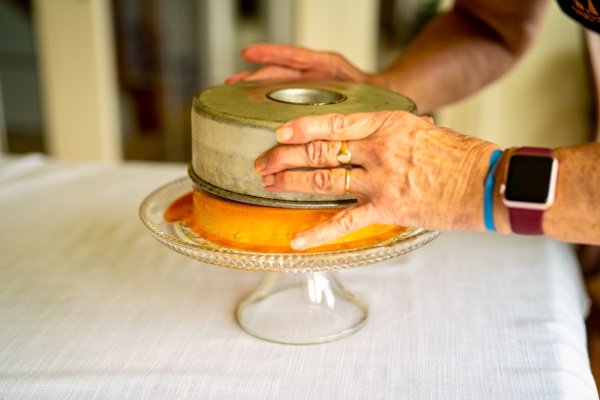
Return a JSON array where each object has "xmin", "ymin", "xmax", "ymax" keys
[
  {"xmin": 254, "ymin": 112, "xmax": 600, "ymax": 249},
  {"xmin": 375, "ymin": 0, "xmax": 550, "ymax": 113},
  {"xmin": 227, "ymin": 0, "xmax": 550, "ymax": 114},
  {"xmin": 492, "ymin": 143, "xmax": 600, "ymax": 244}
]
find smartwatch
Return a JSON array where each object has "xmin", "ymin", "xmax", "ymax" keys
[{"xmin": 500, "ymin": 147, "xmax": 558, "ymax": 235}]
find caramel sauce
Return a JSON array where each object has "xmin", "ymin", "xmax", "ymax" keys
[
  {"xmin": 164, "ymin": 192, "xmax": 195, "ymax": 226},
  {"xmin": 165, "ymin": 189, "xmax": 407, "ymax": 253}
]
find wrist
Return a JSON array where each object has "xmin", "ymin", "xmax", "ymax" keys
[
  {"xmin": 543, "ymin": 144, "xmax": 599, "ymax": 244},
  {"xmin": 483, "ymin": 149, "xmax": 502, "ymax": 231},
  {"xmin": 493, "ymin": 147, "xmax": 560, "ymax": 236},
  {"xmin": 453, "ymin": 143, "xmax": 501, "ymax": 231},
  {"xmin": 492, "ymin": 148, "xmax": 517, "ymax": 235},
  {"xmin": 368, "ymin": 73, "xmax": 396, "ymax": 93}
]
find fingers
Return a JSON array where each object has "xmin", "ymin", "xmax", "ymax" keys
[
  {"xmin": 241, "ymin": 43, "xmax": 344, "ymax": 74},
  {"xmin": 225, "ymin": 71, "xmax": 252, "ymax": 83},
  {"xmin": 290, "ymin": 204, "xmax": 374, "ymax": 250},
  {"xmin": 255, "ymin": 110, "xmax": 407, "ymax": 175},
  {"xmin": 241, "ymin": 43, "xmax": 317, "ymax": 68},
  {"xmin": 255, "ymin": 140, "xmax": 360, "ymax": 175},
  {"xmin": 225, "ymin": 65, "xmax": 302, "ymax": 83},
  {"xmin": 261, "ymin": 167, "xmax": 365, "ymax": 197},
  {"xmin": 225, "ymin": 43, "xmax": 319, "ymax": 83},
  {"xmin": 275, "ymin": 111, "xmax": 393, "ymax": 144},
  {"xmin": 226, "ymin": 43, "xmax": 369, "ymax": 84},
  {"xmin": 237, "ymin": 43, "xmax": 367, "ymax": 82},
  {"xmin": 421, "ymin": 115, "xmax": 434, "ymax": 124}
]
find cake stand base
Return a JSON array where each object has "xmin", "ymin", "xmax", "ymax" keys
[
  {"xmin": 140, "ymin": 177, "xmax": 441, "ymax": 344},
  {"xmin": 237, "ymin": 271, "xmax": 368, "ymax": 345}
]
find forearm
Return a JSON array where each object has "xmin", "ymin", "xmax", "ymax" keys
[
  {"xmin": 371, "ymin": 0, "xmax": 549, "ymax": 114},
  {"xmin": 375, "ymin": 12, "xmax": 519, "ymax": 114},
  {"xmin": 492, "ymin": 143, "xmax": 600, "ymax": 245}
]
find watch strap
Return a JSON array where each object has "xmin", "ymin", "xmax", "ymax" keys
[
  {"xmin": 507, "ymin": 147, "xmax": 553, "ymax": 235},
  {"xmin": 508, "ymin": 208, "xmax": 545, "ymax": 235},
  {"xmin": 519, "ymin": 146, "xmax": 553, "ymax": 155}
]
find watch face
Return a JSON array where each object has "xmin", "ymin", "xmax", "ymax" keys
[{"xmin": 505, "ymin": 155, "xmax": 556, "ymax": 203}]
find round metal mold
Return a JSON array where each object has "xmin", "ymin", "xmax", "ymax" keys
[
  {"xmin": 266, "ymin": 87, "xmax": 347, "ymax": 105},
  {"xmin": 191, "ymin": 79, "xmax": 416, "ymax": 205},
  {"xmin": 188, "ymin": 164, "xmax": 355, "ymax": 209}
]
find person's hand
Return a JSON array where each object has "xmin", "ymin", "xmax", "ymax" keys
[
  {"xmin": 253, "ymin": 111, "xmax": 500, "ymax": 250},
  {"xmin": 225, "ymin": 43, "xmax": 377, "ymax": 85}
]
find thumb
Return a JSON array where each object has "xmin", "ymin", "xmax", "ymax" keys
[{"xmin": 290, "ymin": 204, "xmax": 374, "ymax": 250}]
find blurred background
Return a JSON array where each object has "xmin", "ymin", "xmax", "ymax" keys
[{"xmin": 0, "ymin": 0, "xmax": 592, "ymax": 163}]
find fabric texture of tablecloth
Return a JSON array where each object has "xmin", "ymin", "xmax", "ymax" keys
[{"xmin": 0, "ymin": 154, "xmax": 597, "ymax": 399}]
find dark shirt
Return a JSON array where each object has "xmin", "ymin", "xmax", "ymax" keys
[{"xmin": 556, "ymin": 0, "xmax": 600, "ymax": 32}]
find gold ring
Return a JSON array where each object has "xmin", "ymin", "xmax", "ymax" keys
[
  {"xmin": 337, "ymin": 141, "xmax": 352, "ymax": 165},
  {"xmin": 344, "ymin": 168, "xmax": 351, "ymax": 195}
]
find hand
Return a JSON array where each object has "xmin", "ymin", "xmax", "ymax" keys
[
  {"xmin": 225, "ymin": 43, "xmax": 375, "ymax": 84},
  {"xmin": 253, "ymin": 111, "xmax": 499, "ymax": 250}
]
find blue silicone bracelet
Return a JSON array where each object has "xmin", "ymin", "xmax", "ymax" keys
[{"xmin": 484, "ymin": 149, "xmax": 503, "ymax": 231}]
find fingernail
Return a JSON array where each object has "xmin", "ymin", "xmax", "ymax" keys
[
  {"xmin": 277, "ymin": 127, "xmax": 293, "ymax": 142},
  {"xmin": 262, "ymin": 175, "xmax": 275, "ymax": 187},
  {"xmin": 254, "ymin": 154, "xmax": 268, "ymax": 172},
  {"xmin": 290, "ymin": 237, "xmax": 307, "ymax": 250}
]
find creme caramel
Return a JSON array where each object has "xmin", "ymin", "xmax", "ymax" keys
[{"xmin": 165, "ymin": 188, "xmax": 406, "ymax": 253}]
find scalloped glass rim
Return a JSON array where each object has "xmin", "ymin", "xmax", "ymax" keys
[{"xmin": 139, "ymin": 177, "xmax": 442, "ymax": 273}]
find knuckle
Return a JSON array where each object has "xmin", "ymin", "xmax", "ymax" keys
[
  {"xmin": 282, "ymin": 172, "xmax": 295, "ymax": 188},
  {"xmin": 306, "ymin": 141, "xmax": 325, "ymax": 166},
  {"xmin": 335, "ymin": 211, "xmax": 357, "ymax": 235},
  {"xmin": 312, "ymin": 170, "xmax": 334, "ymax": 193},
  {"xmin": 330, "ymin": 114, "xmax": 346, "ymax": 139},
  {"xmin": 326, "ymin": 51, "xmax": 349, "ymax": 69},
  {"xmin": 306, "ymin": 141, "xmax": 337, "ymax": 166},
  {"xmin": 323, "ymin": 50, "xmax": 342, "ymax": 62},
  {"xmin": 313, "ymin": 230, "xmax": 329, "ymax": 245},
  {"xmin": 268, "ymin": 149, "xmax": 282, "ymax": 165}
]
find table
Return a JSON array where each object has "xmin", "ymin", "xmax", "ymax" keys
[{"xmin": 0, "ymin": 154, "xmax": 597, "ymax": 399}]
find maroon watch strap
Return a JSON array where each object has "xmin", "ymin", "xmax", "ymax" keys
[
  {"xmin": 519, "ymin": 147, "xmax": 553, "ymax": 155},
  {"xmin": 509, "ymin": 208, "xmax": 545, "ymax": 235},
  {"xmin": 507, "ymin": 147, "xmax": 553, "ymax": 235}
]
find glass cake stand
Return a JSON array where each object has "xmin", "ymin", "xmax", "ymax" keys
[{"xmin": 139, "ymin": 177, "xmax": 441, "ymax": 344}]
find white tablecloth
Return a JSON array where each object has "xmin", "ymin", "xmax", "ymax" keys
[{"xmin": 0, "ymin": 154, "xmax": 597, "ymax": 400}]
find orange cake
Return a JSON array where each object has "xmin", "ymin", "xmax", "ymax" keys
[{"xmin": 165, "ymin": 188, "xmax": 406, "ymax": 253}]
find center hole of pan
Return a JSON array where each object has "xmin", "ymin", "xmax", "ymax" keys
[{"xmin": 266, "ymin": 88, "xmax": 346, "ymax": 105}]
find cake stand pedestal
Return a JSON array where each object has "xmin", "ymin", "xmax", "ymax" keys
[
  {"xmin": 237, "ymin": 271, "xmax": 368, "ymax": 344},
  {"xmin": 140, "ymin": 178, "xmax": 440, "ymax": 345}
]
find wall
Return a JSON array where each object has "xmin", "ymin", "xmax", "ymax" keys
[
  {"xmin": 435, "ymin": 1, "xmax": 592, "ymax": 148},
  {"xmin": 292, "ymin": 0, "xmax": 379, "ymax": 72},
  {"xmin": 0, "ymin": 1, "xmax": 44, "ymax": 153}
]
